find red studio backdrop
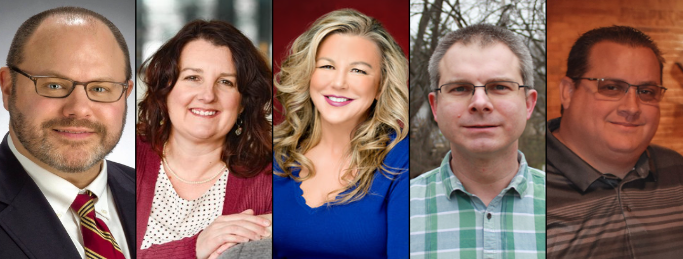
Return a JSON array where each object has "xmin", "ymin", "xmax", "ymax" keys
[{"xmin": 272, "ymin": 0, "xmax": 410, "ymax": 125}]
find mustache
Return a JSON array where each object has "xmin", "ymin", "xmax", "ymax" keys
[{"xmin": 41, "ymin": 118, "xmax": 107, "ymax": 133}]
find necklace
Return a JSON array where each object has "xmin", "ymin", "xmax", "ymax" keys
[{"xmin": 162, "ymin": 142, "xmax": 227, "ymax": 185}]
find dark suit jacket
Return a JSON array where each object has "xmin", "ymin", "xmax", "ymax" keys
[{"xmin": 0, "ymin": 134, "xmax": 135, "ymax": 259}]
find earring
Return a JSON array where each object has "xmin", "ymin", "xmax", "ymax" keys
[
  {"xmin": 160, "ymin": 119, "xmax": 164, "ymax": 126},
  {"xmin": 235, "ymin": 117, "xmax": 243, "ymax": 136}
]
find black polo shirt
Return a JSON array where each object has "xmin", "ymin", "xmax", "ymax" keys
[{"xmin": 547, "ymin": 117, "xmax": 683, "ymax": 259}]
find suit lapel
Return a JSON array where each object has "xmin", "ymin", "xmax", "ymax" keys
[
  {"xmin": 107, "ymin": 162, "xmax": 136, "ymax": 258},
  {"xmin": 0, "ymin": 134, "xmax": 80, "ymax": 258}
]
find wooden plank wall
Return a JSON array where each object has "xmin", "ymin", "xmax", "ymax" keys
[{"xmin": 548, "ymin": 0, "xmax": 683, "ymax": 155}]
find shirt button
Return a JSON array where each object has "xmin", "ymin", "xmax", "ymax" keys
[
  {"xmin": 487, "ymin": 213, "xmax": 492, "ymax": 219},
  {"xmin": 624, "ymin": 206, "xmax": 632, "ymax": 212}
]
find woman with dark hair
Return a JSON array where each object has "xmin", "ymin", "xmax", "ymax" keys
[{"xmin": 136, "ymin": 20, "xmax": 272, "ymax": 259}]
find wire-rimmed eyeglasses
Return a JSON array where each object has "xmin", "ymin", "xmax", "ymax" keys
[
  {"xmin": 572, "ymin": 77, "xmax": 666, "ymax": 104},
  {"xmin": 434, "ymin": 81, "xmax": 527, "ymax": 100}
]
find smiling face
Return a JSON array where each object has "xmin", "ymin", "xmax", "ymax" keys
[
  {"xmin": 561, "ymin": 41, "xmax": 660, "ymax": 157},
  {"xmin": 428, "ymin": 42, "xmax": 536, "ymax": 158},
  {"xmin": 309, "ymin": 33, "xmax": 381, "ymax": 127},
  {"xmin": 166, "ymin": 39, "xmax": 242, "ymax": 144},
  {"xmin": 2, "ymin": 16, "xmax": 132, "ymax": 173}
]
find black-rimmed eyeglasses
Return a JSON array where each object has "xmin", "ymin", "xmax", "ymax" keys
[
  {"xmin": 9, "ymin": 66, "xmax": 129, "ymax": 103},
  {"xmin": 572, "ymin": 77, "xmax": 667, "ymax": 104}
]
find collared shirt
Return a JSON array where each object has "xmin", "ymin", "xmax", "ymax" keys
[
  {"xmin": 9, "ymin": 136, "xmax": 130, "ymax": 259},
  {"xmin": 547, "ymin": 117, "xmax": 683, "ymax": 259},
  {"xmin": 410, "ymin": 150, "xmax": 546, "ymax": 259}
]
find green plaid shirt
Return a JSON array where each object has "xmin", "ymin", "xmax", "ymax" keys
[{"xmin": 410, "ymin": 151, "xmax": 546, "ymax": 259}]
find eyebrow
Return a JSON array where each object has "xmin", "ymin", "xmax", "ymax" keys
[
  {"xmin": 605, "ymin": 78, "xmax": 660, "ymax": 86},
  {"xmin": 316, "ymin": 57, "xmax": 374, "ymax": 69},
  {"xmin": 441, "ymin": 77, "xmax": 518, "ymax": 85},
  {"xmin": 180, "ymin": 67, "xmax": 236, "ymax": 77},
  {"xmin": 36, "ymin": 69, "xmax": 121, "ymax": 82},
  {"xmin": 485, "ymin": 77, "xmax": 519, "ymax": 83},
  {"xmin": 638, "ymin": 81, "xmax": 661, "ymax": 86}
]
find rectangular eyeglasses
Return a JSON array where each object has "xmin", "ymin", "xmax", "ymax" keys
[
  {"xmin": 434, "ymin": 81, "xmax": 527, "ymax": 101},
  {"xmin": 572, "ymin": 77, "xmax": 667, "ymax": 104},
  {"xmin": 9, "ymin": 66, "xmax": 128, "ymax": 103}
]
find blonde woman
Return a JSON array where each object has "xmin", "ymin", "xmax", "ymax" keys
[{"xmin": 273, "ymin": 9, "xmax": 409, "ymax": 258}]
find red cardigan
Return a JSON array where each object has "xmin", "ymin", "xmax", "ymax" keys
[{"xmin": 135, "ymin": 137, "xmax": 272, "ymax": 259}]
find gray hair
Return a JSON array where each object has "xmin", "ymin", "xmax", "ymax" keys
[{"xmin": 428, "ymin": 24, "xmax": 534, "ymax": 93}]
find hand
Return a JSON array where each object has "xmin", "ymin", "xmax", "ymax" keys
[
  {"xmin": 256, "ymin": 214, "xmax": 272, "ymax": 238},
  {"xmin": 207, "ymin": 242, "xmax": 236, "ymax": 259},
  {"xmin": 205, "ymin": 213, "xmax": 274, "ymax": 259},
  {"xmin": 196, "ymin": 209, "xmax": 271, "ymax": 259}
]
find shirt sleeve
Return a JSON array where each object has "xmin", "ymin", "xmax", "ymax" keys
[{"xmin": 137, "ymin": 233, "xmax": 199, "ymax": 259}]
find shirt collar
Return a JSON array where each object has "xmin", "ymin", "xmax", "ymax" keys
[
  {"xmin": 439, "ymin": 150, "xmax": 531, "ymax": 200},
  {"xmin": 8, "ymin": 136, "xmax": 112, "ymax": 220},
  {"xmin": 547, "ymin": 117, "xmax": 652, "ymax": 192}
]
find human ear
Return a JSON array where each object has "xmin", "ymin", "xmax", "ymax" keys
[
  {"xmin": 428, "ymin": 92, "xmax": 438, "ymax": 122},
  {"xmin": 559, "ymin": 77, "xmax": 575, "ymax": 112},
  {"xmin": 0, "ymin": 67, "xmax": 13, "ymax": 111},
  {"xmin": 525, "ymin": 89, "xmax": 538, "ymax": 119},
  {"xmin": 124, "ymin": 80, "xmax": 134, "ymax": 98}
]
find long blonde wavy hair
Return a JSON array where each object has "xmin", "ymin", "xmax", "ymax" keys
[{"xmin": 274, "ymin": 9, "xmax": 408, "ymax": 205}]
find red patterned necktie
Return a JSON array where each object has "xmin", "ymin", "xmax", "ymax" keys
[{"xmin": 71, "ymin": 190, "xmax": 126, "ymax": 259}]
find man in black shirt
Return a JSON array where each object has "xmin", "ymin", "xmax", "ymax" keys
[{"xmin": 547, "ymin": 25, "xmax": 683, "ymax": 259}]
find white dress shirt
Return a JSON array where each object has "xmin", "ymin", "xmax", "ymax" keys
[{"xmin": 9, "ymin": 137, "xmax": 130, "ymax": 259}]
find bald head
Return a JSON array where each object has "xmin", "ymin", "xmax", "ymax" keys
[{"xmin": 6, "ymin": 7, "xmax": 131, "ymax": 81}]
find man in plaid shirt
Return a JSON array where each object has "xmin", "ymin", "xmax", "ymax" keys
[{"xmin": 410, "ymin": 24, "xmax": 546, "ymax": 259}]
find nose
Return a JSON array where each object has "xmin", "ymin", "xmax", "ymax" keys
[
  {"xmin": 616, "ymin": 86, "xmax": 641, "ymax": 121},
  {"xmin": 331, "ymin": 70, "xmax": 347, "ymax": 90},
  {"xmin": 197, "ymin": 81, "xmax": 216, "ymax": 103},
  {"xmin": 61, "ymin": 85, "xmax": 94, "ymax": 118},
  {"xmin": 468, "ymin": 87, "xmax": 493, "ymax": 114}
]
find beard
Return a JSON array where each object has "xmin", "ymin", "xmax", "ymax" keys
[{"xmin": 8, "ymin": 86, "xmax": 125, "ymax": 173}]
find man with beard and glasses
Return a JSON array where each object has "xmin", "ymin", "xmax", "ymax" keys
[{"xmin": 0, "ymin": 7, "xmax": 134, "ymax": 259}]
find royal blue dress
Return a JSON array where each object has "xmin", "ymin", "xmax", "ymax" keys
[{"xmin": 273, "ymin": 136, "xmax": 408, "ymax": 259}]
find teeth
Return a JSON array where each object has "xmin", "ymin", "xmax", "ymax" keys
[
  {"xmin": 191, "ymin": 109, "xmax": 216, "ymax": 116},
  {"xmin": 328, "ymin": 96, "xmax": 349, "ymax": 102}
]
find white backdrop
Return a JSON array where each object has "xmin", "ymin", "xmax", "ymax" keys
[{"xmin": 0, "ymin": 0, "xmax": 136, "ymax": 168}]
